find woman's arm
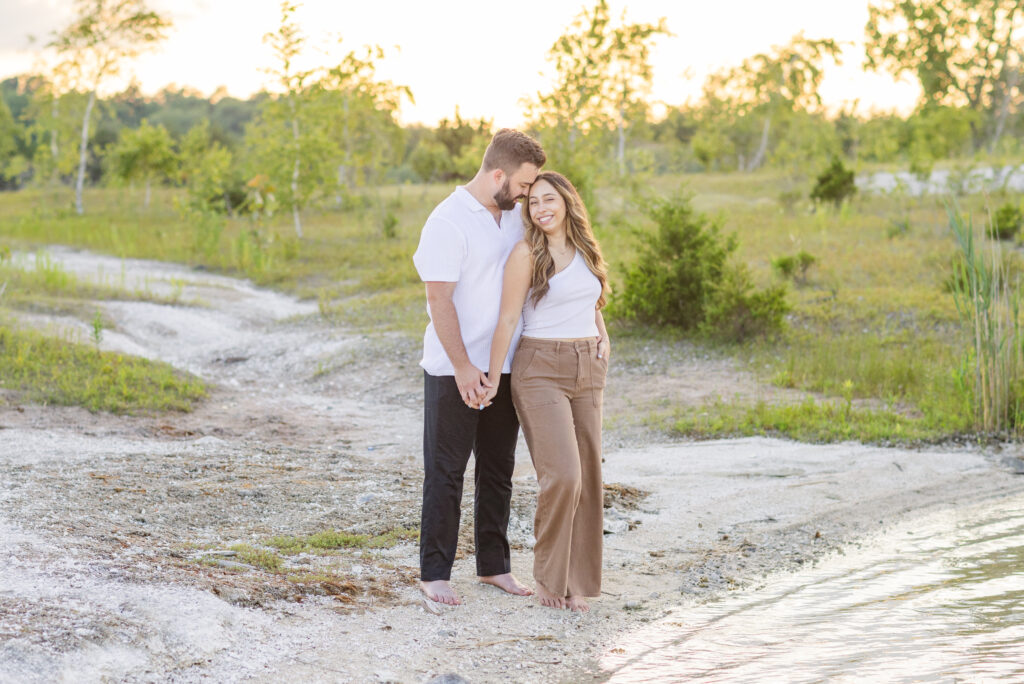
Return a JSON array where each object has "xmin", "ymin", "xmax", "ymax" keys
[
  {"xmin": 596, "ymin": 308, "xmax": 610, "ymax": 360},
  {"xmin": 481, "ymin": 242, "xmax": 532, "ymax": 405}
]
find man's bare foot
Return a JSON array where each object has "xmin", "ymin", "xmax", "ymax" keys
[
  {"xmin": 478, "ymin": 573, "xmax": 533, "ymax": 596},
  {"xmin": 566, "ymin": 595, "xmax": 590, "ymax": 612},
  {"xmin": 420, "ymin": 580, "xmax": 460, "ymax": 605},
  {"xmin": 535, "ymin": 582, "xmax": 565, "ymax": 609}
]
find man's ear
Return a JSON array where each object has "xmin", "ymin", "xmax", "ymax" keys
[{"xmin": 492, "ymin": 167, "xmax": 505, "ymax": 186}]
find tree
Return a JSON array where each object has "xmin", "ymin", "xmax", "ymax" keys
[
  {"xmin": 810, "ymin": 157, "xmax": 857, "ymax": 207},
  {"xmin": 47, "ymin": 0, "xmax": 171, "ymax": 214},
  {"xmin": 526, "ymin": 0, "xmax": 668, "ymax": 181},
  {"xmin": 865, "ymin": 0, "xmax": 1024, "ymax": 148},
  {"xmin": 321, "ymin": 46, "xmax": 410, "ymax": 194},
  {"xmin": 0, "ymin": 95, "xmax": 26, "ymax": 186},
  {"xmin": 245, "ymin": 2, "xmax": 409, "ymax": 236},
  {"xmin": 107, "ymin": 118, "xmax": 176, "ymax": 208},
  {"xmin": 247, "ymin": 1, "xmax": 327, "ymax": 238},
  {"xmin": 700, "ymin": 34, "xmax": 842, "ymax": 171},
  {"xmin": 179, "ymin": 119, "xmax": 233, "ymax": 211},
  {"xmin": 20, "ymin": 75, "xmax": 86, "ymax": 185}
]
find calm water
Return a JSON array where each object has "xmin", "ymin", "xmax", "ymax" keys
[{"xmin": 601, "ymin": 492, "xmax": 1024, "ymax": 682}]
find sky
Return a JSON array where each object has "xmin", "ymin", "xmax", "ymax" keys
[{"xmin": 0, "ymin": 0, "xmax": 922, "ymax": 127}]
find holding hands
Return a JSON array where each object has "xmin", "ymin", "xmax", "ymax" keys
[{"xmin": 456, "ymin": 362, "xmax": 493, "ymax": 410}]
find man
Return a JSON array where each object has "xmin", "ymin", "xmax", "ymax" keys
[{"xmin": 412, "ymin": 129, "xmax": 546, "ymax": 605}]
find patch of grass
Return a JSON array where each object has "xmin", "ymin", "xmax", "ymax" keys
[
  {"xmin": 0, "ymin": 324, "xmax": 206, "ymax": 413},
  {"xmin": 0, "ymin": 249, "xmax": 187, "ymax": 319},
  {"xmin": 229, "ymin": 543, "xmax": 284, "ymax": 572},
  {"xmin": 0, "ymin": 185, "xmax": 442, "ymax": 301},
  {"xmin": 320, "ymin": 285, "xmax": 426, "ymax": 334},
  {"xmin": 0, "ymin": 175, "xmax": 1007, "ymax": 443},
  {"xmin": 266, "ymin": 526, "xmax": 419, "ymax": 555},
  {"xmin": 762, "ymin": 327, "xmax": 962, "ymax": 410},
  {"xmin": 665, "ymin": 397, "xmax": 954, "ymax": 445}
]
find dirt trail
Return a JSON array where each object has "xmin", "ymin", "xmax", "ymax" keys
[{"xmin": 2, "ymin": 247, "xmax": 1023, "ymax": 683}]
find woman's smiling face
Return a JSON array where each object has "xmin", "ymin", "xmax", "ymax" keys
[{"xmin": 528, "ymin": 178, "xmax": 566, "ymax": 235}]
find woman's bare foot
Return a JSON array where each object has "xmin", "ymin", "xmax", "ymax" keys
[
  {"xmin": 478, "ymin": 573, "xmax": 533, "ymax": 596},
  {"xmin": 535, "ymin": 582, "xmax": 565, "ymax": 609},
  {"xmin": 420, "ymin": 580, "xmax": 460, "ymax": 605},
  {"xmin": 566, "ymin": 595, "xmax": 590, "ymax": 612}
]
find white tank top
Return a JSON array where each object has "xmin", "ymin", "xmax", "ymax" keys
[{"xmin": 522, "ymin": 251, "xmax": 601, "ymax": 339}]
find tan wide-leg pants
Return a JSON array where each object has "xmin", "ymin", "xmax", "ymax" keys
[{"xmin": 511, "ymin": 336, "xmax": 606, "ymax": 599}]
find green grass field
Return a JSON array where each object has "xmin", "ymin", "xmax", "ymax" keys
[{"xmin": 1, "ymin": 175, "xmax": 1016, "ymax": 438}]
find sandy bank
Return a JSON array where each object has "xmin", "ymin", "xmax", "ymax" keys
[{"xmin": 2, "ymin": 248, "xmax": 1023, "ymax": 683}]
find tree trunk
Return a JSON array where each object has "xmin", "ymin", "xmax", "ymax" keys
[
  {"xmin": 747, "ymin": 116, "xmax": 771, "ymax": 172},
  {"xmin": 336, "ymin": 95, "xmax": 351, "ymax": 207},
  {"xmin": 49, "ymin": 98, "xmax": 59, "ymax": 185},
  {"xmin": 289, "ymin": 97, "xmax": 303, "ymax": 238},
  {"xmin": 74, "ymin": 89, "xmax": 96, "ymax": 215},
  {"xmin": 989, "ymin": 66, "xmax": 1020, "ymax": 153},
  {"xmin": 617, "ymin": 109, "xmax": 626, "ymax": 177}
]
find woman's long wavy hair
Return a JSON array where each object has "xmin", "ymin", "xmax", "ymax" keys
[{"xmin": 521, "ymin": 171, "xmax": 609, "ymax": 309}]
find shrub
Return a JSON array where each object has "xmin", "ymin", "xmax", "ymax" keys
[
  {"xmin": 611, "ymin": 194, "xmax": 788, "ymax": 341},
  {"xmin": 611, "ymin": 195, "xmax": 734, "ymax": 329},
  {"xmin": 701, "ymin": 266, "xmax": 789, "ymax": 342},
  {"xmin": 887, "ymin": 216, "xmax": 911, "ymax": 239},
  {"xmin": 810, "ymin": 157, "xmax": 856, "ymax": 207},
  {"xmin": 772, "ymin": 251, "xmax": 816, "ymax": 285},
  {"xmin": 380, "ymin": 211, "xmax": 398, "ymax": 239},
  {"xmin": 992, "ymin": 202, "xmax": 1023, "ymax": 240}
]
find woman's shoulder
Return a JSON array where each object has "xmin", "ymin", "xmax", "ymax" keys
[{"xmin": 508, "ymin": 240, "xmax": 533, "ymax": 261}]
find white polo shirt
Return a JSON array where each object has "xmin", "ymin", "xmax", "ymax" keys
[{"xmin": 413, "ymin": 186, "xmax": 524, "ymax": 376}]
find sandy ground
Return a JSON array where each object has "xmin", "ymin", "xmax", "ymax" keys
[{"xmin": 2, "ymin": 246, "xmax": 1024, "ymax": 683}]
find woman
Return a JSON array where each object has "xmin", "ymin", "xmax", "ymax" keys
[{"xmin": 482, "ymin": 171, "xmax": 610, "ymax": 612}]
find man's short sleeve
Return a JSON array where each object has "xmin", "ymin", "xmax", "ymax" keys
[{"xmin": 413, "ymin": 216, "xmax": 465, "ymax": 282}]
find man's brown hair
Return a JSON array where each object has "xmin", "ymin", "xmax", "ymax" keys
[{"xmin": 481, "ymin": 128, "xmax": 546, "ymax": 173}]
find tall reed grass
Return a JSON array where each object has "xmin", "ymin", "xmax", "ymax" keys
[{"xmin": 948, "ymin": 204, "xmax": 1024, "ymax": 434}]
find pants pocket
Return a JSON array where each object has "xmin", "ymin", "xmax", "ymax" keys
[
  {"xmin": 512, "ymin": 346, "xmax": 537, "ymax": 381},
  {"xmin": 513, "ymin": 349, "xmax": 562, "ymax": 410}
]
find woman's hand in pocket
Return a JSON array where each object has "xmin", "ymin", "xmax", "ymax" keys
[{"xmin": 597, "ymin": 335, "xmax": 610, "ymax": 362}]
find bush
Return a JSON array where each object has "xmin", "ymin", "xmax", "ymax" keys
[
  {"xmin": 992, "ymin": 202, "xmax": 1023, "ymax": 240},
  {"xmin": 810, "ymin": 157, "xmax": 856, "ymax": 207},
  {"xmin": 701, "ymin": 266, "xmax": 789, "ymax": 342},
  {"xmin": 772, "ymin": 251, "xmax": 816, "ymax": 285},
  {"xmin": 611, "ymin": 194, "xmax": 788, "ymax": 341}
]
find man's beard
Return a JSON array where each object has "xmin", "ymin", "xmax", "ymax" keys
[{"xmin": 493, "ymin": 178, "xmax": 518, "ymax": 211}]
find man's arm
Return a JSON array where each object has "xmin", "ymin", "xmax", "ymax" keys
[{"xmin": 425, "ymin": 281, "xmax": 491, "ymax": 406}]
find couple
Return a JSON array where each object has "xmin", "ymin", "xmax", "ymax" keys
[{"xmin": 412, "ymin": 129, "xmax": 610, "ymax": 612}]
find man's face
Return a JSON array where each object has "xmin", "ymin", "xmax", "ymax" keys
[{"xmin": 493, "ymin": 163, "xmax": 540, "ymax": 210}]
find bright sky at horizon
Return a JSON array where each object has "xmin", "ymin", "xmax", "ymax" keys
[{"xmin": 1, "ymin": 0, "xmax": 922, "ymax": 126}]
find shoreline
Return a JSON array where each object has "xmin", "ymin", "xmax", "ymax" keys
[{"xmin": 263, "ymin": 437, "xmax": 1024, "ymax": 683}]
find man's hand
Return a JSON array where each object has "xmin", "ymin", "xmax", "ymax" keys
[{"xmin": 455, "ymin": 362, "xmax": 492, "ymax": 408}]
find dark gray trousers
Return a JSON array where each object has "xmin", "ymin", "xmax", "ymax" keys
[{"xmin": 420, "ymin": 371, "xmax": 519, "ymax": 581}]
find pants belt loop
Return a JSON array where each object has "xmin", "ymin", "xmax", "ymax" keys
[{"xmin": 575, "ymin": 342, "xmax": 585, "ymax": 391}]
